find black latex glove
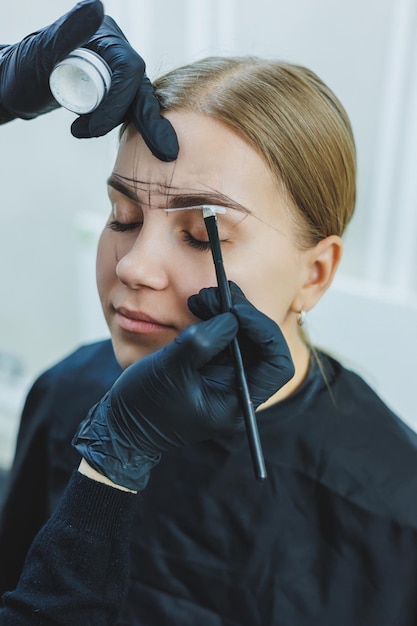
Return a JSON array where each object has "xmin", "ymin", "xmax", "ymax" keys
[
  {"xmin": 188, "ymin": 281, "xmax": 295, "ymax": 407},
  {"xmin": 0, "ymin": 1, "xmax": 178, "ymax": 161},
  {"xmin": 0, "ymin": 1, "xmax": 103, "ymax": 122},
  {"xmin": 73, "ymin": 286, "xmax": 294, "ymax": 491}
]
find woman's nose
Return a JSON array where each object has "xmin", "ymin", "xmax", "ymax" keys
[{"xmin": 115, "ymin": 224, "xmax": 170, "ymax": 291}]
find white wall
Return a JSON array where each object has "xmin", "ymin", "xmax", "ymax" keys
[{"xmin": 0, "ymin": 0, "xmax": 416, "ymax": 448}]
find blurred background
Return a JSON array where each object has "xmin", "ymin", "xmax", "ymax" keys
[{"xmin": 1, "ymin": 0, "xmax": 416, "ymax": 470}]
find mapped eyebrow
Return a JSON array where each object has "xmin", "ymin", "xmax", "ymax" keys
[
  {"xmin": 106, "ymin": 173, "xmax": 252, "ymax": 215},
  {"xmin": 165, "ymin": 193, "xmax": 251, "ymax": 214},
  {"xmin": 107, "ymin": 174, "xmax": 139, "ymax": 202}
]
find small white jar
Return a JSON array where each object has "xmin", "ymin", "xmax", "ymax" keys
[{"xmin": 49, "ymin": 48, "xmax": 112, "ymax": 114}]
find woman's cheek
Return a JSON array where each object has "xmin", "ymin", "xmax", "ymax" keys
[{"xmin": 96, "ymin": 230, "xmax": 117, "ymax": 294}]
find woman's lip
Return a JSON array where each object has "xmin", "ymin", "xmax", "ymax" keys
[{"xmin": 115, "ymin": 307, "xmax": 174, "ymax": 334}]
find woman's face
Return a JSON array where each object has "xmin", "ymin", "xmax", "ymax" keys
[{"xmin": 97, "ymin": 111, "xmax": 309, "ymax": 369}]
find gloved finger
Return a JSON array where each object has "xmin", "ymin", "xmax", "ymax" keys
[
  {"xmin": 188, "ymin": 284, "xmax": 250, "ymax": 363},
  {"xmin": 162, "ymin": 312, "xmax": 238, "ymax": 372},
  {"xmin": 188, "ymin": 282, "xmax": 246, "ymax": 320},
  {"xmin": 71, "ymin": 50, "xmax": 143, "ymax": 137},
  {"xmin": 70, "ymin": 111, "xmax": 94, "ymax": 137},
  {"xmin": 130, "ymin": 75, "xmax": 179, "ymax": 161},
  {"xmin": 30, "ymin": 1, "xmax": 104, "ymax": 70}
]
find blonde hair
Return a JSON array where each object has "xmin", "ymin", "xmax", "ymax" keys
[{"xmin": 151, "ymin": 56, "xmax": 356, "ymax": 248}]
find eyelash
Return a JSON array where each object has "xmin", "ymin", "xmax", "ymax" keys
[
  {"xmin": 108, "ymin": 220, "xmax": 142, "ymax": 233},
  {"xmin": 181, "ymin": 232, "xmax": 212, "ymax": 252},
  {"xmin": 108, "ymin": 221, "xmax": 214, "ymax": 252}
]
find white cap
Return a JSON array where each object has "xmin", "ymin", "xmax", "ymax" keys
[{"xmin": 49, "ymin": 48, "xmax": 112, "ymax": 114}]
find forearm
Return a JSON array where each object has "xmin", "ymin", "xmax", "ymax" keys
[
  {"xmin": 0, "ymin": 470, "xmax": 137, "ymax": 625},
  {"xmin": 78, "ymin": 458, "xmax": 137, "ymax": 493}
]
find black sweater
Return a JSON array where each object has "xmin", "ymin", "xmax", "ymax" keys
[
  {"xmin": 1, "ymin": 340, "xmax": 417, "ymax": 625},
  {"xmin": 0, "ymin": 471, "xmax": 137, "ymax": 624}
]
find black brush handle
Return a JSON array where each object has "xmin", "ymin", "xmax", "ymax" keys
[{"xmin": 204, "ymin": 214, "xmax": 267, "ymax": 481}]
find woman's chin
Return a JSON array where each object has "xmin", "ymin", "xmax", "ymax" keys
[{"xmin": 111, "ymin": 338, "xmax": 167, "ymax": 370}]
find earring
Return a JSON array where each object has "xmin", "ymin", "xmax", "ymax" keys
[{"xmin": 296, "ymin": 309, "xmax": 306, "ymax": 327}]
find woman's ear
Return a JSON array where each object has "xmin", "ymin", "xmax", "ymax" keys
[{"xmin": 293, "ymin": 235, "xmax": 343, "ymax": 313}]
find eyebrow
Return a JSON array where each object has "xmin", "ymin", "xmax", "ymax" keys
[
  {"xmin": 106, "ymin": 173, "xmax": 252, "ymax": 215},
  {"xmin": 107, "ymin": 174, "xmax": 139, "ymax": 202}
]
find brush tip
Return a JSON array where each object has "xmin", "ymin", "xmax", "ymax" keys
[{"xmin": 202, "ymin": 205, "xmax": 227, "ymax": 218}]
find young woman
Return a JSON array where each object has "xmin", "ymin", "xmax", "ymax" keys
[
  {"xmin": 1, "ymin": 7, "xmax": 288, "ymax": 620},
  {"xmin": 2, "ymin": 56, "xmax": 417, "ymax": 625}
]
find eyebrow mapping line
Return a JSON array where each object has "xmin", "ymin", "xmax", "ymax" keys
[
  {"xmin": 107, "ymin": 173, "xmax": 252, "ymax": 215},
  {"xmin": 165, "ymin": 205, "xmax": 227, "ymax": 214}
]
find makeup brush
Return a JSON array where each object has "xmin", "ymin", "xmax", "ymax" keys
[{"xmin": 202, "ymin": 205, "xmax": 267, "ymax": 481}]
